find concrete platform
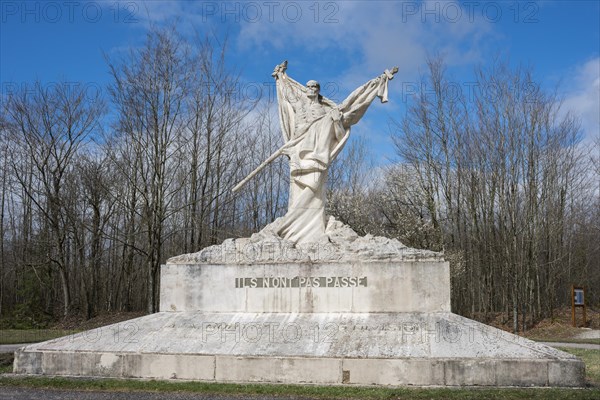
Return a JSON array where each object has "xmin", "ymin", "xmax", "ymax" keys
[
  {"xmin": 13, "ymin": 259, "xmax": 586, "ymax": 387},
  {"xmin": 14, "ymin": 311, "xmax": 584, "ymax": 386}
]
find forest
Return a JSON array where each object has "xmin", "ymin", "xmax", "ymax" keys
[{"xmin": 1, "ymin": 27, "xmax": 598, "ymax": 332}]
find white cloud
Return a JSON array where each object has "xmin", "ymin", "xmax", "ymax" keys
[
  {"xmin": 563, "ymin": 57, "xmax": 600, "ymax": 143},
  {"xmin": 119, "ymin": 1, "xmax": 497, "ymax": 91},
  {"xmin": 235, "ymin": 1, "xmax": 496, "ymax": 89}
]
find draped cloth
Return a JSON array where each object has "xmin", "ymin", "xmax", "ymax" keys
[{"xmin": 273, "ymin": 69, "xmax": 393, "ymax": 244}]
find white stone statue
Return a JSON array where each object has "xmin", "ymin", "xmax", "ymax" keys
[{"xmin": 234, "ymin": 61, "xmax": 398, "ymax": 244}]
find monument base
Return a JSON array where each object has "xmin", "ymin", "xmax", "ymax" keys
[
  {"xmin": 14, "ymin": 311, "xmax": 583, "ymax": 386},
  {"xmin": 13, "ymin": 255, "xmax": 585, "ymax": 387}
]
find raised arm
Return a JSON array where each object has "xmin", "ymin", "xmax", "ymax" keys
[
  {"xmin": 273, "ymin": 61, "xmax": 306, "ymax": 110},
  {"xmin": 273, "ymin": 61, "xmax": 309, "ymax": 142},
  {"xmin": 339, "ymin": 67, "xmax": 398, "ymax": 128}
]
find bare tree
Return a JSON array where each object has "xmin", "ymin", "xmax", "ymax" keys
[
  {"xmin": 326, "ymin": 136, "xmax": 378, "ymax": 235},
  {"xmin": 3, "ymin": 81, "xmax": 104, "ymax": 317},
  {"xmin": 389, "ymin": 57, "xmax": 595, "ymax": 326},
  {"xmin": 107, "ymin": 26, "xmax": 192, "ymax": 313}
]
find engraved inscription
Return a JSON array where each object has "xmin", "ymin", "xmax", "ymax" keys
[{"xmin": 235, "ymin": 276, "xmax": 367, "ymax": 288}]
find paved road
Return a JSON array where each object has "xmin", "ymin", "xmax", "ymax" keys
[
  {"xmin": 0, "ymin": 387, "xmax": 310, "ymax": 400},
  {"xmin": 575, "ymin": 329, "xmax": 600, "ymax": 340},
  {"xmin": 0, "ymin": 344, "xmax": 28, "ymax": 353},
  {"xmin": 540, "ymin": 341, "xmax": 599, "ymax": 350}
]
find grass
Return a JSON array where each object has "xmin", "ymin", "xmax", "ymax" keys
[
  {"xmin": 0, "ymin": 329, "xmax": 78, "ymax": 345},
  {"xmin": 559, "ymin": 347, "xmax": 600, "ymax": 386},
  {"xmin": 0, "ymin": 376, "xmax": 599, "ymax": 399},
  {"xmin": 0, "ymin": 353, "xmax": 13, "ymax": 374}
]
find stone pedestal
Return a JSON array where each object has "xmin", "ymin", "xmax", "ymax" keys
[
  {"xmin": 160, "ymin": 261, "xmax": 450, "ymax": 313},
  {"xmin": 14, "ymin": 257, "xmax": 585, "ymax": 387}
]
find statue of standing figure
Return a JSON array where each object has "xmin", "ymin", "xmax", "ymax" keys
[{"xmin": 234, "ymin": 61, "xmax": 398, "ymax": 244}]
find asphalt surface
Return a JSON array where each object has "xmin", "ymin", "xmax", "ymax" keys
[
  {"xmin": 0, "ymin": 344, "xmax": 28, "ymax": 353},
  {"xmin": 539, "ymin": 341, "xmax": 599, "ymax": 350},
  {"xmin": 575, "ymin": 329, "xmax": 600, "ymax": 340}
]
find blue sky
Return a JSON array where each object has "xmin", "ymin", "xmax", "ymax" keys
[{"xmin": 1, "ymin": 1, "xmax": 599, "ymax": 162}]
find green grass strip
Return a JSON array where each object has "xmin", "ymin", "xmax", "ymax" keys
[
  {"xmin": 0, "ymin": 329, "xmax": 78, "ymax": 345},
  {"xmin": 0, "ymin": 376, "xmax": 599, "ymax": 399},
  {"xmin": 559, "ymin": 347, "xmax": 600, "ymax": 386}
]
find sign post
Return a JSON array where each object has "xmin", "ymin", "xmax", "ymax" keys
[{"xmin": 571, "ymin": 285, "xmax": 587, "ymax": 327}]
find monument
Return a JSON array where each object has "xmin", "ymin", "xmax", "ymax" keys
[
  {"xmin": 14, "ymin": 62, "xmax": 584, "ymax": 387},
  {"xmin": 233, "ymin": 61, "xmax": 398, "ymax": 244}
]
